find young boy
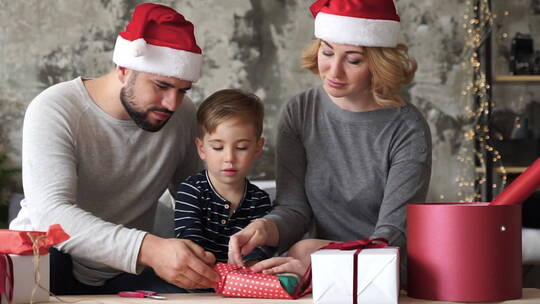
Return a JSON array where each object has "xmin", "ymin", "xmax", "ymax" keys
[{"xmin": 174, "ymin": 89, "xmax": 273, "ymax": 264}]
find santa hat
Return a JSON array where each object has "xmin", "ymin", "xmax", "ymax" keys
[
  {"xmin": 310, "ymin": 0, "xmax": 400, "ymax": 47},
  {"xmin": 113, "ymin": 3, "xmax": 202, "ymax": 82}
]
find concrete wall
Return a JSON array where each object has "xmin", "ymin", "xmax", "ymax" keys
[{"xmin": 1, "ymin": 0, "xmax": 533, "ymax": 202}]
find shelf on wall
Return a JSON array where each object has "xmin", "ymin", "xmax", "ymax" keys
[
  {"xmin": 475, "ymin": 166, "xmax": 527, "ymax": 174},
  {"xmin": 493, "ymin": 75, "xmax": 540, "ymax": 83}
]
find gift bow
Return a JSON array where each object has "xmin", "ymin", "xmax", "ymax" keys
[
  {"xmin": 0, "ymin": 254, "xmax": 13, "ymax": 304},
  {"xmin": 293, "ymin": 238, "xmax": 389, "ymax": 303},
  {"xmin": 0, "ymin": 224, "xmax": 70, "ymax": 255}
]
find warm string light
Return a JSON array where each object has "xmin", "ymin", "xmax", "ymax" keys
[{"xmin": 457, "ymin": 0, "xmax": 506, "ymax": 202}]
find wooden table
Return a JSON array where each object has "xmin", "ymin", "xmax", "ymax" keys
[{"xmin": 42, "ymin": 288, "xmax": 540, "ymax": 303}]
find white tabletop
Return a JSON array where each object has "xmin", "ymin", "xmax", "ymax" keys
[{"xmin": 42, "ymin": 288, "xmax": 540, "ymax": 304}]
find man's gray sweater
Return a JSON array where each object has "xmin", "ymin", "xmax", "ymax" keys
[{"xmin": 10, "ymin": 77, "xmax": 201, "ymax": 286}]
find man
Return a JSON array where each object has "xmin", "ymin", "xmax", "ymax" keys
[{"xmin": 10, "ymin": 3, "xmax": 219, "ymax": 294}]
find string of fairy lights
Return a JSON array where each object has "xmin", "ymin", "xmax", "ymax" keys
[{"xmin": 457, "ymin": 0, "xmax": 510, "ymax": 202}]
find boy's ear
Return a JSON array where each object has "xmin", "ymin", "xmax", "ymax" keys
[
  {"xmin": 195, "ymin": 137, "xmax": 206, "ymax": 160},
  {"xmin": 254, "ymin": 137, "xmax": 265, "ymax": 158}
]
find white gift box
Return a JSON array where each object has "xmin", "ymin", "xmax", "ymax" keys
[
  {"xmin": 311, "ymin": 247, "xmax": 399, "ymax": 304},
  {"xmin": 9, "ymin": 254, "xmax": 50, "ymax": 304}
]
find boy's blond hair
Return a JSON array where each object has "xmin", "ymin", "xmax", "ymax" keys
[
  {"xmin": 300, "ymin": 39, "xmax": 417, "ymax": 107},
  {"xmin": 197, "ymin": 89, "xmax": 264, "ymax": 138}
]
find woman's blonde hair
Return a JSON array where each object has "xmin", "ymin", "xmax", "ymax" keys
[{"xmin": 301, "ymin": 39, "xmax": 417, "ymax": 107}]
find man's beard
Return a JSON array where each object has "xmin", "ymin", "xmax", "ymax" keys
[{"xmin": 120, "ymin": 75, "xmax": 174, "ymax": 132}]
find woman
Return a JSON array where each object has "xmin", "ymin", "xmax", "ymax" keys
[{"xmin": 229, "ymin": 0, "xmax": 431, "ymax": 279}]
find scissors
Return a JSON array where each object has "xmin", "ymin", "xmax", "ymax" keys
[{"xmin": 118, "ymin": 290, "xmax": 166, "ymax": 300}]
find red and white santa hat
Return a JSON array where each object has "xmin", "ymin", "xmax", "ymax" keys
[
  {"xmin": 113, "ymin": 3, "xmax": 202, "ymax": 82},
  {"xmin": 310, "ymin": 0, "xmax": 400, "ymax": 47}
]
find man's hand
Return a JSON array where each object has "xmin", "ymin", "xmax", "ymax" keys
[
  {"xmin": 138, "ymin": 234, "xmax": 219, "ymax": 289},
  {"xmin": 228, "ymin": 218, "xmax": 279, "ymax": 266}
]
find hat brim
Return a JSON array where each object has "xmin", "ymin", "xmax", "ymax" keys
[
  {"xmin": 113, "ymin": 36, "xmax": 202, "ymax": 82},
  {"xmin": 314, "ymin": 12, "xmax": 400, "ymax": 47}
]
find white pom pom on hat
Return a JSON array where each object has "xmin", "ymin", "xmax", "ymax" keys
[{"xmin": 130, "ymin": 38, "xmax": 148, "ymax": 57}]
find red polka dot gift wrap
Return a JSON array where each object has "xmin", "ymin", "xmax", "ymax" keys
[{"xmin": 214, "ymin": 262, "xmax": 295, "ymax": 299}]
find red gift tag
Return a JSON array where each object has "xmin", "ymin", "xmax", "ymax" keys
[
  {"xmin": 0, "ymin": 224, "xmax": 70, "ymax": 255},
  {"xmin": 214, "ymin": 263, "xmax": 294, "ymax": 299}
]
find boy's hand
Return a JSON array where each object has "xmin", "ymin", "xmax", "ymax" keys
[
  {"xmin": 228, "ymin": 218, "xmax": 279, "ymax": 266},
  {"xmin": 138, "ymin": 234, "xmax": 219, "ymax": 289}
]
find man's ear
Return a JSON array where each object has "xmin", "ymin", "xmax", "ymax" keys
[
  {"xmin": 115, "ymin": 66, "xmax": 129, "ymax": 84},
  {"xmin": 254, "ymin": 137, "xmax": 265, "ymax": 158},
  {"xmin": 195, "ymin": 137, "xmax": 206, "ymax": 160}
]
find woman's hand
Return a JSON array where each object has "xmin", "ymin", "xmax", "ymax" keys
[
  {"xmin": 248, "ymin": 238, "xmax": 333, "ymax": 277},
  {"xmin": 228, "ymin": 218, "xmax": 279, "ymax": 266},
  {"xmin": 249, "ymin": 257, "xmax": 308, "ymax": 277}
]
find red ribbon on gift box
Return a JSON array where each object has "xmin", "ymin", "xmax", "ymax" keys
[
  {"xmin": 0, "ymin": 224, "xmax": 69, "ymax": 304},
  {"xmin": 0, "ymin": 224, "xmax": 69, "ymax": 255},
  {"xmin": 298, "ymin": 238, "xmax": 389, "ymax": 304},
  {"xmin": 323, "ymin": 238, "xmax": 389, "ymax": 304},
  {"xmin": 0, "ymin": 254, "xmax": 13, "ymax": 304}
]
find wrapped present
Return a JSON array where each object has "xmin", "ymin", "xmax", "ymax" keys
[
  {"xmin": 9, "ymin": 254, "xmax": 50, "ymax": 304},
  {"xmin": 311, "ymin": 239, "xmax": 399, "ymax": 304},
  {"xmin": 214, "ymin": 262, "xmax": 308, "ymax": 299},
  {"xmin": 0, "ymin": 224, "xmax": 69, "ymax": 304}
]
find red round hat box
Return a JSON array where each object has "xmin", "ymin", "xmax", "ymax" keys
[{"xmin": 407, "ymin": 202, "xmax": 522, "ymax": 302}]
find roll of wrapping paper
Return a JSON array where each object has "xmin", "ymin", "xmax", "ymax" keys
[{"xmin": 491, "ymin": 157, "xmax": 540, "ymax": 205}]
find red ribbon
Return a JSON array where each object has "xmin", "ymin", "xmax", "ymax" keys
[
  {"xmin": 293, "ymin": 238, "xmax": 389, "ymax": 303},
  {"xmin": 0, "ymin": 254, "xmax": 13, "ymax": 304},
  {"xmin": 291, "ymin": 264, "xmax": 312, "ymax": 299}
]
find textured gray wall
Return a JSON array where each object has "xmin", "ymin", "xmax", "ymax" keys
[{"xmin": 0, "ymin": 0, "xmax": 505, "ymax": 202}]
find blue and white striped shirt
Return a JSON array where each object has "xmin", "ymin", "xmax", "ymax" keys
[{"xmin": 174, "ymin": 170, "xmax": 274, "ymax": 263}]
